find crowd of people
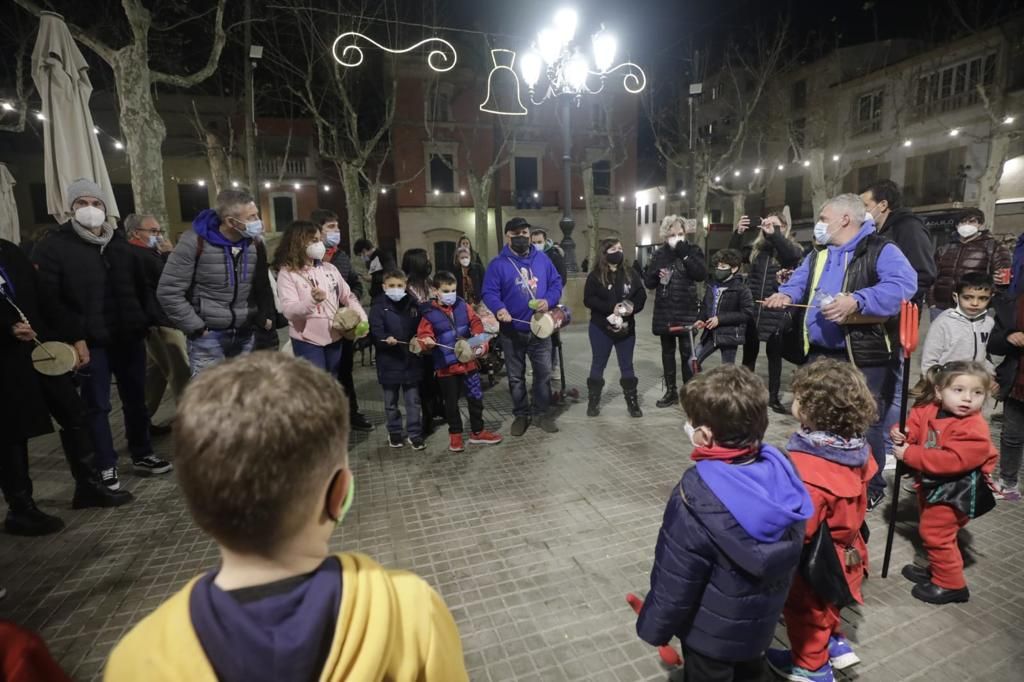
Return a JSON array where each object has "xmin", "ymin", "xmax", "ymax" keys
[{"xmin": 0, "ymin": 174, "xmax": 1021, "ymax": 681}]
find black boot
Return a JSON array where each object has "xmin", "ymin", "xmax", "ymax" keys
[
  {"xmin": 586, "ymin": 378, "xmax": 604, "ymax": 417},
  {"xmin": 769, "ymin": 395, "xmax": 787, "ymax": 415},
  {"xmin": 621, "ymin": 377, "xmax": 643, "ymax": 418},
  {"xmin": 59, "ymin": 429, "xmax": 134, "ymax": 509},
  {"xmin": 656, "ymin": 379, "xmax": 678, "ymax": 408},
  {"xmin": 5, "ymin": 496, "xmax": 65, "ymax": 536}
]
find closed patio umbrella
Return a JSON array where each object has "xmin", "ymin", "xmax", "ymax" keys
[
  {"xmin": 0, "ymin": 163, "xmax": 19, "ymax": 243},
  {"xmin": 31, "ymin": 11, "xmax": 118, "ymax": 223}
]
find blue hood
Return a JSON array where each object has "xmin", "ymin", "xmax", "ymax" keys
[
  {"xmin": 193, "ymin": 208, "xmax": 252, "ymax": 285},
  {"xmin": 695, "ymin": 444, "xmax": 813, "ymax": 544},
  {"xmin": 481, "ymin": 245, "xmax": 563, "ymax": 333},
  {"xmin": 190, "ymin": 557, "xmax": 342, "ymax": 682}
]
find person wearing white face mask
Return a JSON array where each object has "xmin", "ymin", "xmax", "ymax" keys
[
  {"xmin": 763, "ymin": 193, "xmax": 917, "ymax": 511},
  {"xmin": 929, "ymin": 207, "xmax": 1011, "ymax": 322},
  {"xmin": 33, "ymin": 178, "xmax": 171, "ymax": 491},
  {"xmin": 275, "ymin": 221, "xmax": 366, "ymax": 376},
  {"xmin": 158, "ymin": 189, "xmax": 275, "ymax": 375},
  {"xmin": 643, "ymin": 214, "xmax": 707, "ymax": 408},
  {"xmin": 453, "ymin": 246, "xmax": 484, "ymax": 304}
]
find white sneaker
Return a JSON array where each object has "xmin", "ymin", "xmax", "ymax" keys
[{"xmin": 100, "ymin": 467, "xmax": 120, "ymax": 491}]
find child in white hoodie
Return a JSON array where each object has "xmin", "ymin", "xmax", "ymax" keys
[{"xmin": 921, "ymin": 272, "xmax": 994, "ymax": 375}]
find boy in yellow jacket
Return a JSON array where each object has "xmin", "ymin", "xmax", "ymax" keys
[{"xmin": 105, "ymin": 353, "xmax": 468, "ymax": 682}]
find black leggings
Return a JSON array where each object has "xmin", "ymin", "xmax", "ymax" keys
[
  {"xmin": 742, "ymin": 324, "xmax": 783, "ymax": 398},
  {"xmin": 659, "ymin": 334, "xmax": 695, "ymax": 385}
]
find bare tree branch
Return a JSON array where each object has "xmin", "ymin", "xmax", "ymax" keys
[
  {"xmin": 11, "ymin": 0, "xmax": 118, "ymax": 63},
  {"xmin": 150, "ymin": 0, "xmax": 228, "ymax": 87}
]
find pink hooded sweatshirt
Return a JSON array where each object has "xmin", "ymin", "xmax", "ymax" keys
[{"xmin": 277, "ymin": 262, "xmax": 366, "ymax": 346}]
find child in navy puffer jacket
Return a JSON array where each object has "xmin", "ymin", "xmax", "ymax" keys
[{"xmin": 636, "ymin": 365, "xmax": 812, "ymax": 681}]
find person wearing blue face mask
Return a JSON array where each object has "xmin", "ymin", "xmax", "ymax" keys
[
  {"xmin": 763, "ymin": 193, "xmax": 917, "ymax": 511},
  {"xmin": 158, "ymin": 189, "xmax": 275, "ymax": 376},
  {"xmin": 369, "ymin": 270, "xmax": 424, "ymax": 449}
]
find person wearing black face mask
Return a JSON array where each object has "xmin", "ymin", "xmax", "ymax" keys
[
  {"xmin": 693, "ymin": 249, "xmax": 754, "ymax": 370},
  {"xmin": 583, "ymin": 239, "xmax": 647, "ymax": 417},
  {"xmin": 482, "ymin": 217, "xmax": 564, "ymax": 435}
]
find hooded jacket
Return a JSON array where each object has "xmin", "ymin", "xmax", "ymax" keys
[
  {"xmin": 636, "ymin": 445, "xmax": 810, "ymax": 661},
  {"xmin": 920, "ymin": 307, "xmax": 994, "ymax": 375},
  {"xmin": 104, "ymin": 552, "xmax": 469, "ymax": 682},
  {"xmin": 370, "ymin": 292, "xmax": 423, "ymax": 385},
  {"xmin": 699, "ymin": 275, "xmax": 754, "ymax": 348},
  {"xmin": 780, "ymin": 221, "xmax": 916, "ymax": 355},
  {"xmin": 930, "ymin": 231, "xmax": 1010, "ymax": 309},
  {"xmin": 876, "ymin": 208, "xmax": 937, "ymax": 303},
  {"xmin": 481, "ymin": 245, "xmax": 563, "ymax": 334},
  {"xmin": 157, "ymin": 210, "xmax": 271, "ymax": 335},
  {"xmin": 277, "ymin": 262, "xmax": 365, "ymax": 347}
]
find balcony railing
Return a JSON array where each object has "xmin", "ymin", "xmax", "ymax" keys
[
  {"xmin": 502, "ymin": 190, "xmax": 560, "ymax": 208},
  {"xmin": 255, "ymin": 157, "xmax": 316, "ymax": 177},
  {"xmin": 910, "ymin": 89, "xmax": 985, "ymax": 121}
]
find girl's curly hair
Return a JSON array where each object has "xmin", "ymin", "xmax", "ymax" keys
[{"xmin": 791, "ymin": 359, "xmax": 877, "ymax": 439}]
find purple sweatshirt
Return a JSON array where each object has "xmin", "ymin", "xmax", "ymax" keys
[{"xmin": 780, "ymin": 221, "xmax": 916, "ymax": 351}]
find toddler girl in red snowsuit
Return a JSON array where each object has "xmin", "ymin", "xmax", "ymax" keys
[
  {"xmin": 891, "ymin": 360, "xmax": 997, "ymax": 604},
  {"xmin": 767, "ymin": 360, "xmax": 878, "ymax": 681}
]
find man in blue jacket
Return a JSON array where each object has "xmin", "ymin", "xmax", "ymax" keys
[
  {"xmin": 765, "ymin": 193, "xmax": 917, "ymax": 509},
  {"xmin": 482, "ymin": 217, "xmax": 563, "ymax": 436}
]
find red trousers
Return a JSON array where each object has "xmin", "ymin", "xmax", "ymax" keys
[
  {"xmin": 783, "ymin": 575, "xmax": 840, "ymax": 671},
  {"xmin": 918, "ymin": 497, "xmax": 970, "ymax": 589}
]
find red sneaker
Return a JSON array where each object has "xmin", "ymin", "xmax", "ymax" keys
[
  {"xmin": 448, "ymin": 433, "xmax": 465, "ymax": 452},
  {"xmin": 469, "ymin": 430, "xmax": 503, "ymax": 445}
]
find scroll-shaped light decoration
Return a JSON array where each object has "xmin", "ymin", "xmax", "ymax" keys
[
  {"xmin": 331, "ymin": 32, "xmax": 457, "ymax": 72},
  {"xmin": 479, "ymin": 49, "xmax": 528, "ymax": 116}
]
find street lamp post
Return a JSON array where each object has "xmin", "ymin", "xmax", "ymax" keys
[{"xmin": 519, "ymin": 8, "xmax": 646, "ymax": 274}]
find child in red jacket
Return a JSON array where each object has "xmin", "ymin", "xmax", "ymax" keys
[
  {"xmin": 891, "ymin": 360, "xmax": 997, "ymax": 604},
  {"xmin": 417, "ymin": 271, "xmax": 503, "ymax": 453},
  {"xmin": 767, "ymin": 360, "xmax": 878, "ymax": 681}
]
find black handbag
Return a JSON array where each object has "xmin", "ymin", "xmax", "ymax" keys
[
  {"xmin": 920, "ymin": 469, "xmax": 996, "ymax": 520},
  {"xmin": 781, "ymin": 308, "xmax": 809, "ymax": 365},
  {"xmin": 799, "ymin": 521, "xmax": 855, "ymax": 609}
]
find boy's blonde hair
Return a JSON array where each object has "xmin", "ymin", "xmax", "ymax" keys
[
  {"xmin": 791, "ymin": 360, "xmax": 876, "ymax": 438},
  {"xmin": 174, "ymin": 353, "xmax": 350, "ymax": 554}
]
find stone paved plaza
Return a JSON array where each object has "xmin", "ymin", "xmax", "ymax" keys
[{"xmin": 2, "ymin": 309, "xmax": 1023, "ymax": 681}]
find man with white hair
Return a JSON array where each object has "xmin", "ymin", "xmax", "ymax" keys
[
  {"xmin": 158, "ymin": 189, "xmax": 274, "ymax": 375},
  {"xmin": 764, "ymin": 193, "xmax": 917, "ymax": 510},
  {"xmin": 124, "ymin": 213, "xmax": 189, "ymax": 433}
]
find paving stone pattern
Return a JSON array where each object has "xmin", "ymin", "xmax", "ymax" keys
[{"xmin": 1, "ymin": 310, "xmax": 1022, "ymax": 681}]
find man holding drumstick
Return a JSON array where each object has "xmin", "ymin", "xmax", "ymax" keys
[{"xmin": 763, "ymin": 193, "xmax": 917, "ymax": 510}]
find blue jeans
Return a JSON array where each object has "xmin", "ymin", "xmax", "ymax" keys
[
  {"xmin": 382, "ymin": 383, "xmax": 422, "ymax": 439},
  {"xmin": 187, "ymin": 329, "xmax": 255, "ymax": 376},
  {"xmin": 291, "ymin": 338, "xmax": 343, "ymax": 375},
  {"xmin": 500, "ymin": 330, "xmax": 552, "ymax": 417},
  {"xmin": 695, "ymin": 341, "xmax": 737, "ymax": 369},
  {"xmin": 588, "ymin": 322, "xmax": 636, "ymax": 380},
  {"xmin": 809, "ymin": 349, "xmax": 900, "ymax": 496},
  {"xmin": 79, "ymin": 340, "xmax": 152, "ymax": 471}
]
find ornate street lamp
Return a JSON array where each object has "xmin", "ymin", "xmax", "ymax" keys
[{"xmin": 519, "ymin": 8, "xmax": 646, "ymax": 273}]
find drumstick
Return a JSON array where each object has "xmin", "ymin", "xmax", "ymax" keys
[
  {"xmin": 755, "ymin": 300, "xmax": 816, "ymax": 309},
  {"xmin": 408, "ymin": 339, "xmax": 457, "ymax": 350},
  {"xmin": 1, "ymin": 290, "xmax": 56, "ymax": 359}
]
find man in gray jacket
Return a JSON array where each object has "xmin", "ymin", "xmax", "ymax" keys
[{"xmin": 157, "ymin": 189, "xmax": 273, "ymax": 374}]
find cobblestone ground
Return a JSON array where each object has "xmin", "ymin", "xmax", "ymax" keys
[{"xmin": 1, "ymin": 309, "xmax": 1022, "ymax": 681}]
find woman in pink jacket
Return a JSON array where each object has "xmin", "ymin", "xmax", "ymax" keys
[{"xmin": 274, "ymin": 221, "xmax": 366, "ymax": 374}]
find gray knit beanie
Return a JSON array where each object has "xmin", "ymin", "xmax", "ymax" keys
[{"xmin": 67, "ymin": 178, "xmax": 107, "ymax": 210}]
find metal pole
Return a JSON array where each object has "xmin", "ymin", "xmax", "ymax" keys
[
  {"xmin": 244, "ymin": 0, "xmax": 258, "ymax": 201},
  {"xmin": 558, "ymin": 96, "xmax": 578, "ymax": 273}
]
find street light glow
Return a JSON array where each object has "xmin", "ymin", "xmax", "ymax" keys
[
  {"xmin": 1, "ymin": 102, "xmax": 13, "ymax": 112},
  {"xmin": 592, "ymin": 29, "xmax": 617, "ymax": 73},
  {"xmin": 802, "ymin": 160, "xmax": 810, "ymax": 167},
  {"xmin": 461, "ymin": 189, "xmax": 468, "ymax": 196},
  {"xmin": 565, "ymin": 51, "xmax": 590, "ymax": 90},
  {"xmin": 433, "ymin": 189, "xmax": 440, "ymax": 196},
  {"xmin": 520, "ymin": 51, "xmax": 543, "ymax": 88},
  {"xmin": 680, "ymin": 190, "xmax": 686, "ymax": 197},
  {"xmin": 294, "ymin": 183, "xmax": 301, "ymax": 190},
  {"xmin": 231, "ymin": 180, "xmax": 239, "ymax": 188},
  {"xmin": 777, "ymin": 164, "xmax": 785, "ymax": 171},
  {"xmin": 114, "ymin": 141, "xmax": 123, "ymax": 149},
  {"xmin": 323, "ymin": 185, "xmax": 330, "ymax": 192},
  {"xmin": 832, "ymin": 154, "xmax": 840, "ymax": 161},
  {"xmin": 553, "ymin": 8, "xmax": 578, "ymax": 44},
  {"xmin": 381, "ymin": 187, "xmax": 388, "ymax": 194},
  {"xmin": 1005, "ymin": 115, "xmax": 1016, "ymax": 125},
  {"xmin": 263, "ymin": 181, "xmax": 271, "ymax": 189},
  {"xmin": 949, "ymin": 128, "xmax": 960, "ymax": 137},
  {"xmin": 754, "ymin": 167, "xmax": 761, "ymax": 174},
  {"xmin": 619, "ymin": 196, "xmax": 625, "ymax": 202},
  {"xmin": 903, "ymin": 138, "xmax": 913, "ymax": 147},
  {"xmin": 537, "ymin": 27, "xmax": 562, "ymax": 65},
  {"xmin": 197, "ymin": 179, "xmax": 206, "ymax": 187},
  {"xmin": 659, "ymin": 194, "xmax": 665, "ymax": 200},
  {"xmin": 714, "ymin": 175, "xmax": 721, "ymax": 182},
  {"xmin": 92, "ymin": 126, "xmax": 99, "ymax": 134},
  {"xmin": 733, "ymin": 170, "xmax": 741, "ymax": 177},
  {"xmin": 34, "ymin": 112, "xmax": 45, "ymax": 121}
]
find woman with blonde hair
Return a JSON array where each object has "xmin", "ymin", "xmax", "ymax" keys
[
  {"xmin": 642, "ymin": 214, "xmax": 706, "ymax": 407},
  {"xmin": 730, "ymin": 208, "xmax": 804, "ymax": 413}
]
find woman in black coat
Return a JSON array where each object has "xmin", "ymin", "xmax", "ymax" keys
[
  {"xmin": 643, "ymin": 215, "xmax": 707, "ymax": 407},
  {"xmin": 583, "ymin": 239, "xmax": 647, "ymax": 418},
  {"xmin": 454, "ymin": 246, "xmax": 484, "ymax": 304},
  {"xmin": 729, "ymin": 212, "xmax": 804, "ymax": 413}
]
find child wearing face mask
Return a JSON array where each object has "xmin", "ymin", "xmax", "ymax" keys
[
  {"xmin": 694, "ymin": 249, "xmax": 754, "ymax": 370},
  {"xmin": 105, "ymin": 353, "xmax": 469, "ymax": 682},
  {"xmin": 921, "ymin": 272, "xmax": 995, "ymax": 375},
  {"xmin": 370, "ymin": 270, "xmax": 425, "ymax": 449},
  {"xmin": 890, "ymin": 361, "xmax": 997, "ymax": 604},
  {"xmin": 636, "ymin": 365, "xmax": 811, "ymax": 681},
  {"xmin": 416, "ymin": 271, "xmax": 503, "ymax": 453},
  {"xmin": 276, "ymin": 222, "xmax": 366, "ymax": 375}
]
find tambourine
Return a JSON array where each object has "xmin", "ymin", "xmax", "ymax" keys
[
  {"xmin": 332, "ymin": 307, "xmax": 368, "ymax": 339},
  {"xmin": 614, "ymin": 301, "xmax": 634, "ymax": 317},
  {"xmin": 408, "ymin": 337, "xmax": 424, "ymax": 355},
  {"xmin": 454, "ymin": 333, "xmax": 492, "ymax": 362},
  {"xmin": 529, "ymin": 305, "xmax": 572, "ymax": 339},
  {"xmin": 31, "ymin": 341, "xmax": 79, "ymax": 376}
]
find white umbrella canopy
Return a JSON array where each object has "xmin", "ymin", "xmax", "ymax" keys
[
  {"xmin": 0, "ymin": 164, "xmax": 19, "ymax": 243},
  {"xmin": 31, "ymin": 11, "xmax": 118, "ymax": 223}
]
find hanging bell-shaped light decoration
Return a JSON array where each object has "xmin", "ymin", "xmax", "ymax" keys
[{"xmin": 479, "ymin": 49, "xmax": 528, "ymax": 116}]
